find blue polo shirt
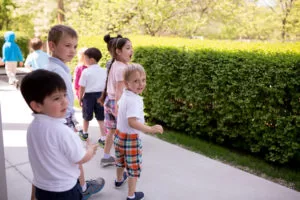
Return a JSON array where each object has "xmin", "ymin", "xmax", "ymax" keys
[
  {"xmin": 46, "ymin": 57, "xmax": 75, "ymax": 118},
  {"xmin": 24, "ymin": 50, "xmax": 50, "ymax": 70}
]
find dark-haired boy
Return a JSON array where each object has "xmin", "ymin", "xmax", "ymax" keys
[
  {"xmin": 79, "ymin": 47, "xmax": 107, "ymax": 148},
  {"xmin": 20, "ymin": 69, "xmax": 99, "ymax": 200}
]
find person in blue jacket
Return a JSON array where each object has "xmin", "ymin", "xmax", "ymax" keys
[{"xmin": 2, "ymin": 31, "xmax": 24, "ymax": 86}]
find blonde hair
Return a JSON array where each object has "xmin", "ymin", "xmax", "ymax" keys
[
  {"xmin": 78, "ymin": 47, "xmax": 88, "ymax": 56},
  {"xmin": 77, "ymin": 47, "xmax": 88, "ymax": 63},
  {"xmin": 124, "ymin": 63, "xmax": 146, "ymax": 81},
  {"xmin": 48, "ymin": 24, "xmax": 77, "ymax": 44}
]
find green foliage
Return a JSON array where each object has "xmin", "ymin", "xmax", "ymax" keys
[
  {"xmin": 285, "ymin": 0, "xmax": 300, "ymax": 40},
  {"xmin": 64, "ymin": 0, "xmax": 106, "ymax": 36},
  {"xmin": 218, "ymin": 2, "xmax": 279, "ymax": 40},
  {"xmin": 74, "ymin": 35, "xmax": 300, "ymax": 164},
  {"xmin": 135, "ymin": 0, "xmax": 189, "ymax": 36},
  {"xmin": 2, "ymin": 0, "xmax": 299, "ymax": 41},
  {"xmin": 8, "ymin": 14, "xmax": 35, "ymax": 36},
  {"xmin": 0, "ymin": 31, "xmax": 30, "ymax": 59},
  {"xmin": 0, "ymin": 0, "xmax": 35, "ymax": 35},
  {"xmin": 0, "ymin": 0, "xmax": 15, "ymax": 30},
  {"xmin": 132, "ymin": 42, "xmax": 300, "ymax": 164},
  {"xmin": 62, "ymin": 0, "xmax": 300, "ymax": 40}
]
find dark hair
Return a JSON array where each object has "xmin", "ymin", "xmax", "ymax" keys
[
  {"xmin": 99, "ymin": 35, "xmax": 130, "ymax": 105},
  {"xmin": 20, "ymin": 69, "xmax": 66, "ymax": 113},
  {"xmin": 112, "ymin": 37, "xmax": 131, "ymax": 58},
  {"xmin": 30, "ymin": 38, "xmax": 43, "ymax": 50},
  {"xmin": 103, "ymin": 34, "xmax": 123, "ymax": 54},
  {"xmin": 48, "ymin": 24, "xmax": 78, "ymax": 44},
  {"xmin": 84, "ymin": 47, "xmax": 102, "ymax": 62}
]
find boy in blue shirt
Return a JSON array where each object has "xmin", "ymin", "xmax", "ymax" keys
[
  {"xmin": 24, "ymin": 37, "xmax": 49, "ymax": 71},
  {"xmin": 46, "ymin": 24, "xmax": 104, "ymax": 200}
]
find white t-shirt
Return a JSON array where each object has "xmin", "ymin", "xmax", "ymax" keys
[
  {"xmin": 27, "ymin": 114, "xmax": 85, "ymax": 192},
  {"xmin": 107, "ymin": 61, "xmax": 127, "ymax": 99},
  {"xmin": 117, "ymin": 89, "xmax": 145, "ymax": 135},
  {"xmin": 79, "ymin": 64, "xmax": 107, "ymax": 93}
]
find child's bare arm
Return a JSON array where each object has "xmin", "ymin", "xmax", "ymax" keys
[
  {"xmin": 115, "ymin": 81, "xmax": 125, "ymax": 102},
  {"xmin": 115, "ymin": 81, "xmax": 126, "ymax": 115},
  {"xmin": 31, "ymin": 184, "xmax": 35, "ymax": 200},
  {"xmin": 79, "ymin": 86, "xmax": 85, "ymax": 106},
  {"xmin": 76, "ymin": 139, "xmax": 98, "ymax": 164},
  {"xmin": 25, "ymin": 64, "xmax": 33, "ymax": 71},
  {"xmin": 128, "ymin": 117, "xmax": 163, "ymax": 134}
]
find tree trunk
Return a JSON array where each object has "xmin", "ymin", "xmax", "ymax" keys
[
  {"xmin": 281, "ymin": 18, "xmax": 286, "ymax": 41},
  {"xmin": 280, "ymin": 0, "xmax": 294, "ymax": 41},
  {"xmin": 57, "ymin": 0, "xmax": 65, "ymax": 23}
]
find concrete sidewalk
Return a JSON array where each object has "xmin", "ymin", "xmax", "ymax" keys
[
  {"xmin": 0, "ymin": 66, "xmax": 31, "ymax": 74},
  {"xmin": 1, "ymin": 76, "xmax": 300, "ymax": 200}
]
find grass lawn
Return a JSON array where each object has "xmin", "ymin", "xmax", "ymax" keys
[{"xmin": 151, "ymin": 129, "xmax": 300, "ymax": 191}]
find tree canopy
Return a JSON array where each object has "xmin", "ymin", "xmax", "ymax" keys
[{"xmin": 1, "ymin": 0, "xmax": 299, "ymax": 41}]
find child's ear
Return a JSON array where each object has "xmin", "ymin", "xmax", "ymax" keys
[
  {"xmin": 29, "ymin": 101, "xmax": 42, "ymax": 113},
  {"xmin": 116, "ymin": 48, "xmax": 121, "ymax": 55},
  {"xmin": 48, "ymin": 41, "xmax": 55, "ymax": 52},
  {"xmin": 124, "ymin": 81, "xmax": 129, "ymax": 88}
]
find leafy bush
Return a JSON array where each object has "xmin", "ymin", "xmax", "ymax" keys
[
  {"xmin": 77, "ymin": 35, "xmax": 300, "ymax": 163},
  {"xmin": 134, "ymin": 46, "xmax": 300, "ymax": 164},
  {"xmin": 76, "ymin": 34, "xmax": 300, "ymax": 70}
]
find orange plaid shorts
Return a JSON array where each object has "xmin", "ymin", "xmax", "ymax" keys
[{"xmin": 114, "ymin": 129, "xmax": 142, "ymax": 177}]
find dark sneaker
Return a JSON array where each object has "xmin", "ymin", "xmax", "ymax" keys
[
  {"xmin": 100, "ymin": 156, "xmax": 115, "ymax": 167},
  {"xmin": 98, "ymin": 138, "xmax": 105, "ymax": 148},
  {"xmin": 82, "ymin": 177, "xmax": 105, "ymax": 200},
  {"xmin": 126, "ymin": 192, "xmax": 145, "ymax": 200},
  {"xmin": 79, "ymin": 130, "xmax": 88, "ymax": 141},
  {"xmin": 115, "ymin": 171, "xmax": 128, "ymax": 188}
]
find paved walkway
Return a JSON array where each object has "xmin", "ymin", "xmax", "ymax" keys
[{"xmin": 0, "ymin": 68, "xmax": 300, "ymax": 200}]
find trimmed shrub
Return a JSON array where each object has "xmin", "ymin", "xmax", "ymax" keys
[
  {"xmin": 77, "ymin": 35, "xmax": 300, "ymax": 163},
  {"xmin": 134, "ymin": 46, "xmax": 300, "ymax": 164}
]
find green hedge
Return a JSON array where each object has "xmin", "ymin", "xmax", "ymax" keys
[
  {"xmin": 0, "ymin": 31, "xmax": 30, "ymax": 61},
  {"xmin": 77, "ymin": 35, "xmax": 300, "ymax": 163},
  {"xmin": 133, "ymin": 47, "xmax": 300, "ymax": 164}
]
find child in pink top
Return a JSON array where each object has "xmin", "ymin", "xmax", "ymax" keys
[
  {"xmin": 73, "ymin": 47, "xmax": 88, "ymax": 100},
  {"xmin": 98, "ymin": 37, "xmax": 133, "ymax": 167}
]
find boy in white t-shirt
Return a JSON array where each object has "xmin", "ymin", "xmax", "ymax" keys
[
  {"xmin": 20, "ymin": 69, "xmax": 100, "ymax": 200},
  {"xmin": 78, "ymin": 47, "xmax": 107, "ymax": 146},
  {"xmin": 114, "ymin": 64, "xmax": 163, "ymax": 200}
]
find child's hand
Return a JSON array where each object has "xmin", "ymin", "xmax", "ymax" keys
[
  {"xmin": 97, "ymin": 97, "xmax": 102, "ymax": 105},
  {"xmin": 150, "ymin": 125, "xmax": 163, "ymax": 134},
  {"xmin": 76, "ymin": 139, "xmax": 98, "ymax": 164},
  {"xmin": 86, "ymin": 139, "xmax": 98, "ymax": 155}
]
